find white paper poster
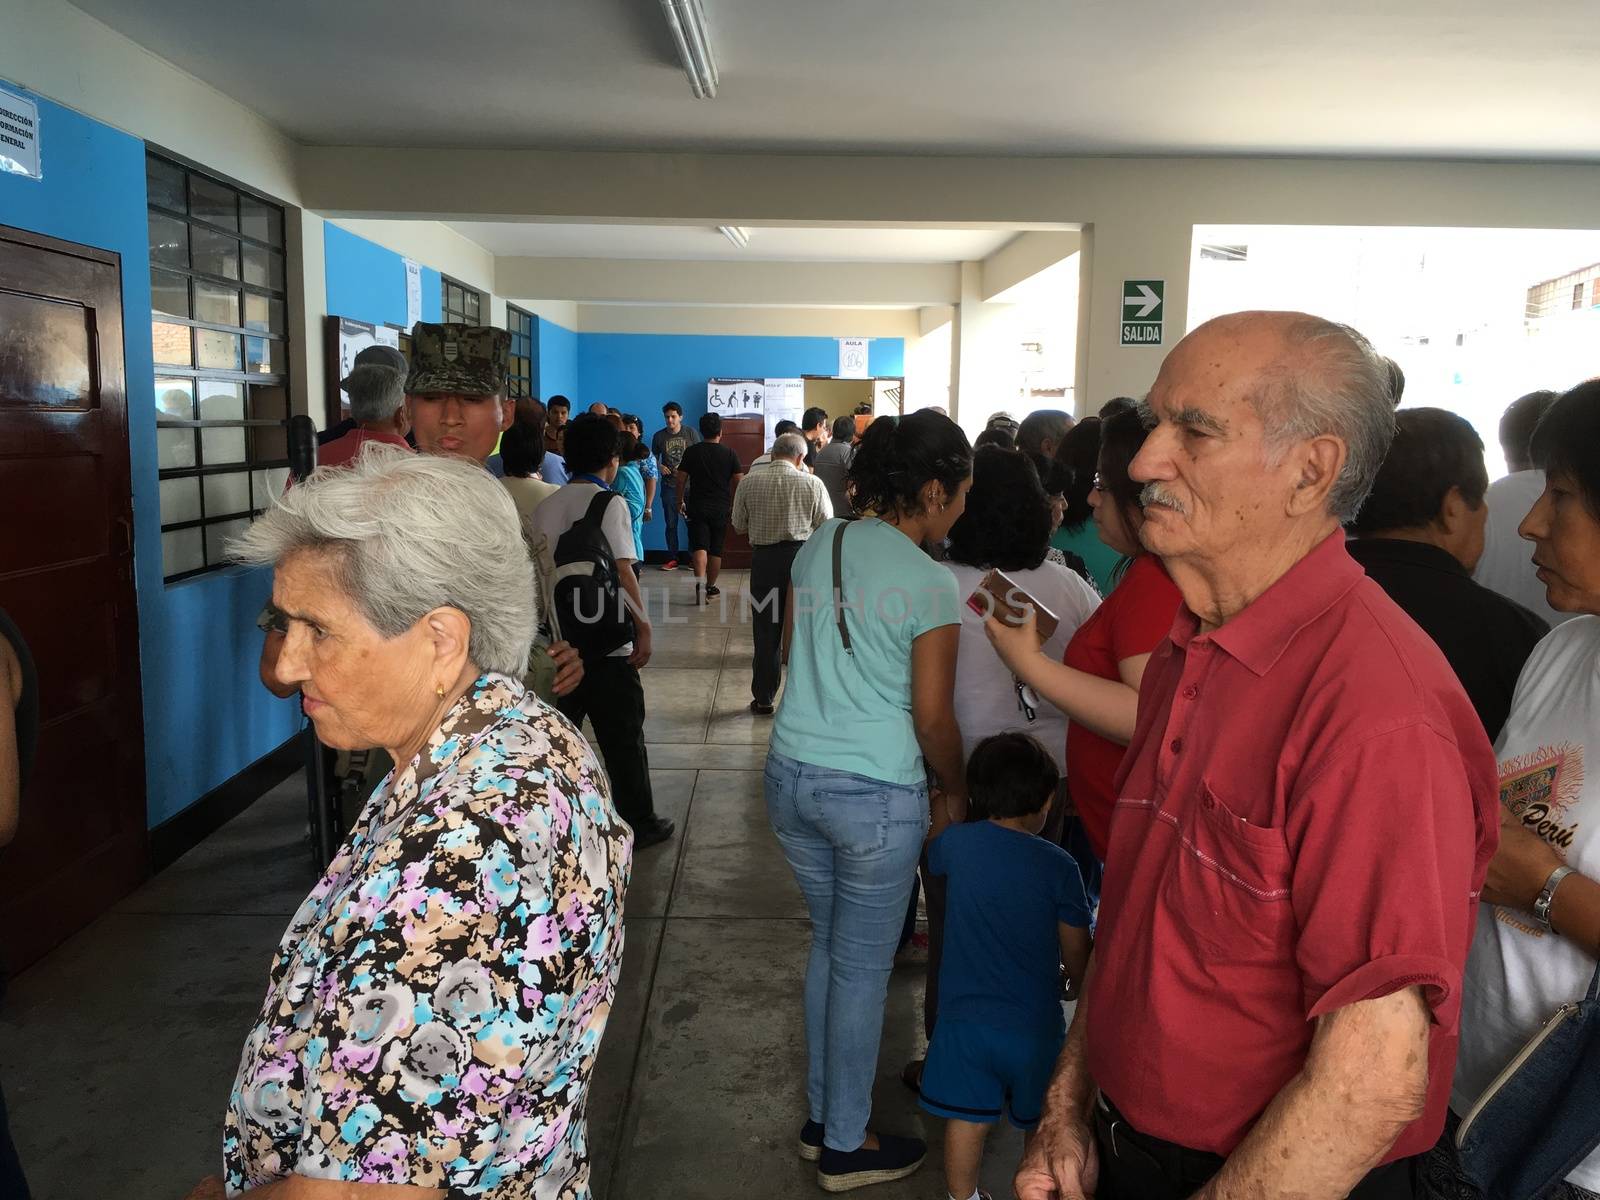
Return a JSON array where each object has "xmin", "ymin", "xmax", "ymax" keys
[
  {"xmin": 838, "ymin": 337, "xmax": 869, "ymax": 379},
  {"xmin": 707, "ymin": 378, "xmax": 765, "ymax": 416},
  {"xmin": 0, "ymin": 87, "xmax": 41, "ymax": 180},
  {"xmin": 763, "ymin": 378, "xmax": 806, "ymax": 446},
  {"xmin": 404, "ymin": 259, "xmax": 422, "ymax": 329},
  {"xmin": 337, "ymin": 318, "xmax": 400, "ymax": 393}
]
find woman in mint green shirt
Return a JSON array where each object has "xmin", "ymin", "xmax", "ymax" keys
[{"xmin": 767, "ymin": 410, "xmax": 972, "ymax": 1190}]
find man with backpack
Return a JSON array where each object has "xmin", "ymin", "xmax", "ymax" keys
[{"xmin": 529, "ymin": 414, "xmax": 674, "ymax": 850}]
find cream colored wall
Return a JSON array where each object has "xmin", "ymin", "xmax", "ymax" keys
[
  {"xmin": 982, "ymin": 231, "xmax": 1081, "ymax": 300},
  {"xmin": 497, "ymin": 256, "xmax": 959, "ymax": 307},
  {"xmin": 513, "ymin": 299, "xmax": 580, "ymax": 328},
  {"xmin": 285, "ymin": 211, "xmax": 326, "ymax": 426},
  {"xmin": 804, "ymin": 378, "xmax": 876, "ymax": 423},
  {"xmin": 302, "ymin": 148, "xmax": 1600, "ymax": 408},
  {"xmin": 332, "ymin": 218, "xmax": 497, "ymax": 300},
  {"xmin": 573, "ymin": 305, "xmax": 920, "ymax": 338},
  {"xmin": 1, "ymin": 0, "xmax": 301, "ymax": 204}
]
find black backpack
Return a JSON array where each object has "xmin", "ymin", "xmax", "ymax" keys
[{"xmin": 551, "ymin": 491, "xmax": 636, "ymax": 659}]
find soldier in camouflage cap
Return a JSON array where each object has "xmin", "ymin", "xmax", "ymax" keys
[{"xmin": 404, "ymin": 322, "xmax": 515, "ymax": 464}]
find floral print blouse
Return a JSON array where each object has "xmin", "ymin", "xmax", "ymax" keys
[{"xmin": 224, "ymin": 673, "xmax": 632, "ymax": 1197}]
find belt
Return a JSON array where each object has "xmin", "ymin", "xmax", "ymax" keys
[
  {"xmin": 1093, "ymin": 1092, "xmax": 1225, "ymax": 1179},
  {"xmin": 754, "ymin": 539, "xmax": 805, "ymax": 548}
]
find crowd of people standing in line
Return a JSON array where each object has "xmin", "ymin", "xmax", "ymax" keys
[
  {"xmin": 4, "ymin": 307, "xmax": 1600, "ymax": 1200},
  {"xmin": 762, "ymin": 315, "xmax": 1600, "ymax": 1200}
]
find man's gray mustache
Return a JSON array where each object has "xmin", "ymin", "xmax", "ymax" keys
[{"xmin": 1140, "ymin": 483, "xmax": 1188, "ymax": 515}]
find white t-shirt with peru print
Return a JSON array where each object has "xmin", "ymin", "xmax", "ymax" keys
[{"xmin": 1455, "ymin": 615, "xmax": 1600, "ymax": 1190}]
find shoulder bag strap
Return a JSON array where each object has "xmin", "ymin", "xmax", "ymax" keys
[{"xmin": 832, "ymin": 521, "xmax": 852, "ymax": 656}]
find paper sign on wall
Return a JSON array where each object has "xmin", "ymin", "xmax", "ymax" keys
[
  {"xmin": 337, "ymin": 318, "xmax": 400, "ymax": 385},
  {"xmin": 838, "ymin": 337, "xmax": 869, "ymax": 379},
  {"xmin": 404, "ymin": 259, "xmax": 422, "ymax": 329},
  {"xmin": 763, "ymin": 378, "xmax": 806, "ymax": 446},
  {"xmin": 0, "ymin": 87, "xmax": 41, "ymax": 180},
  {"xmin": 707, "ymin": 379, "xmax": 765, "ymax": 416}
]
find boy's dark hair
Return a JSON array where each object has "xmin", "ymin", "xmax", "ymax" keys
[
  {"xmin": 548, "ymin": 394, "xmax": 570, "ymax": 412},
  {"xmin": 499, "ymin": 421, "xmax": 546, "ymax": 478},
  {"xmin": 1531, "ymin": 379, "xmax": 1600, "ymax": 519},
  {"xmin": 699, "ymin": 411, "xmax": 722, "ymax": 438},
  {"xmin": 1347, "ymin": 407, "xmax": 1487, "ymax": 535},
  {"xmin": 831, "ymin": 414, "xmax": 856, "ymax": 442},
  {"xmin": 967, "ymin": 732, "xmax": 1059, "ymax": 820},
  {"xmin": 802, "ymin": 406, "xmax": 828, "ymax": 433},
  {"xmin": 663, "ymin": 400, "xmax": 684, "ymax": 416},
  {"xmin": 564, "ymin": 413, "xmax": 620, "ymax": 474},
  {"xmin": 774, "ymin": 419, "xmax": 799, "ymax": 438}
]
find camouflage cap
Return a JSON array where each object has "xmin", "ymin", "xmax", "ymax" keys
[{"xmin": 404, "ymin": 323, "xmax": 510, "ymax": 397}]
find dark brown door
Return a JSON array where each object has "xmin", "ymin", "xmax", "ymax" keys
[
  {"xmin": 720, "ymin": 416, "xmax": 766, "ymax": 570},
  {"xmin": 0, "ymin": 225, "xmax": 148, "ymax": 971}
]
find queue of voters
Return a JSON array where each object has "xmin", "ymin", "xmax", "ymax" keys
[{"xmin": 3, "ymin": 7, "xmax": 1600, "ymax": 1200}]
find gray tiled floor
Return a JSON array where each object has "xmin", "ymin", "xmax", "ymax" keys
[{"xmin": 0, "ymin": 567, "xmax": 1027, "ymax": 1199}]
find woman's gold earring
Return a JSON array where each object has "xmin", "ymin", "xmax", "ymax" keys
[{"xmin": 436, "ymin": 685, "xmax": 447, "ymax": 699}]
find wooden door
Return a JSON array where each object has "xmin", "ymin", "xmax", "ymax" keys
[
  {"xmin": 719, "ymin": 416, "xmax": 766, "ymax": 570},
  {"xmin": 0, "ymin": 225, "xmax": 148, "ymax": 971}
]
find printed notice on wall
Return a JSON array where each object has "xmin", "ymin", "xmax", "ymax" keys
[
  {"xmin": 763, "ymin": 378, "xmax": 806, "ymax": 446},
  {"xmin": 707, "ymin": 378, "xmax": 765, "ymax": 416},
  {"xmin": 838, "ymin": 337, "xmax": 869, "ymax": 379},
  {"xmin": 404, "ymin": 259, "xmax": 422, "ymax": 329},
  {"xmin": 0, "ymin": 86, "xmax": 41, "ymax": 180}
]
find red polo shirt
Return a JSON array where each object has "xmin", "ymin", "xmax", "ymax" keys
[
  {"xmin": 1084, "ymin": 531, "xmax": 1498, "ymax": 1162},
  {"xmin": 317, "ymin": 428, "xmax": 412, "ymax": 469}
]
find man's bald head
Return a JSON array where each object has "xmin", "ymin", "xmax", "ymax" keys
[{"xmin": 1167, "ymin": 311, "xmax": 1394, "ymax": 521}]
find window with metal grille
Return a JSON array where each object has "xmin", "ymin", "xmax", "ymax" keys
[
  {"xmin": 442, "ymin": 276, "xmax": 481, "ymax": 324},
  {"xmin": 507, "ymin": 305, "xmax": 534, "ymax": 399},
  {"xmin": 146, "ymin": 150, "xmax": 292, "ymax": 583}
]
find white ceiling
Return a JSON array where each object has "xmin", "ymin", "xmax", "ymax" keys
[
  {"xmin": 66, "ymin": 0, "xmax": 1600, "ymax": 159},
  {"xmin": 447, "ymin": 223, "xmax": 1016, "ymax": 262}
]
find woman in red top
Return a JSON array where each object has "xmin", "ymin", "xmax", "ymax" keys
[{"xmin": 987, "ymin": 406, "xmax": 1182, "ymax": 868}]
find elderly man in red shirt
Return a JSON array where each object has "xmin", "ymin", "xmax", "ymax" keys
[{"xmin": 1016, "ymin": 312, "xmax": 1499, "ymax": 1200}]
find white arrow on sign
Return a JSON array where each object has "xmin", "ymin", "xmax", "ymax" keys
[{"xmin": 1124, "ymin": 284, "xmax": 1161, "ymax": 319}]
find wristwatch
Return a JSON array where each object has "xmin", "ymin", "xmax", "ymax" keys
[{"xmin": 1533, "ymin": 864, "xmax": 1576, "ymax": 932}]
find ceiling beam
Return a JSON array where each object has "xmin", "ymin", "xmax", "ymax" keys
[
  {"xmin": 496, "ymin": 257, "xmax": 960, "ymax": 307},
  {"xmin": 299, "ymin": 146, "xmax": 1600, "ymax": 231},
  {"xmin": 981, "ymin": 231, "xmax": 1082, "ymax": 300}
]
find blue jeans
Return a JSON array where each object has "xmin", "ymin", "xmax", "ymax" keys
[
  {"xmin": 660, "ymin": 475, "xmax": 682, "ymax": 556},
  {"xmin": 765, "ymin": 750, "xmax": 928, "ymax": 1152}
]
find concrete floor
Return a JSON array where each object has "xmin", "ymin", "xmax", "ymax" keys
[{"xmin": 0, "ymin": 567, "xmax": 1028, "ymax": 1199}]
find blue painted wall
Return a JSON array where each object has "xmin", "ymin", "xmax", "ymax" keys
[
  {"xmin": 537, "ymin": 317, "xmax": 580, "ymax": 405},
  {"xmin": 323, "ymin": 222, "xmax": 443, "ymax": 328},
  {"xmin": 0, "ymin": 82, "xmax": 300, "ymax": 829},
  {"xmin": 578, "ymin": 333, "xmax": 904, "ymax": 551}
]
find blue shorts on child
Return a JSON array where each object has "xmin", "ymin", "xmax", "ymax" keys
[{"xmin": 920, "ymin": 1018, "xmax": 1064, "ymax": 1130}]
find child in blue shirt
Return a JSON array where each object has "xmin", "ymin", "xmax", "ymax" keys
[{"xmin": 919, "ymin": 732, "xmax": 1093, "ymax": 1200}]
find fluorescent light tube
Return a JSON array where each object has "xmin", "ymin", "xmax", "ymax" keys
[{"xmin": 660, "ymin": 0, "xmax": 719, "ymax": 99}]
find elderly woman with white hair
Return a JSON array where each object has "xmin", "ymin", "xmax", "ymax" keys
[{"xmin": 192, "ymin": 447, "xmax": 632, "ymax": 1200}]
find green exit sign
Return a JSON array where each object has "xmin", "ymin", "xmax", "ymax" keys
[{"xmin": 1121, "ymin": 280, "xmax": 1164, "ymax": 345}]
